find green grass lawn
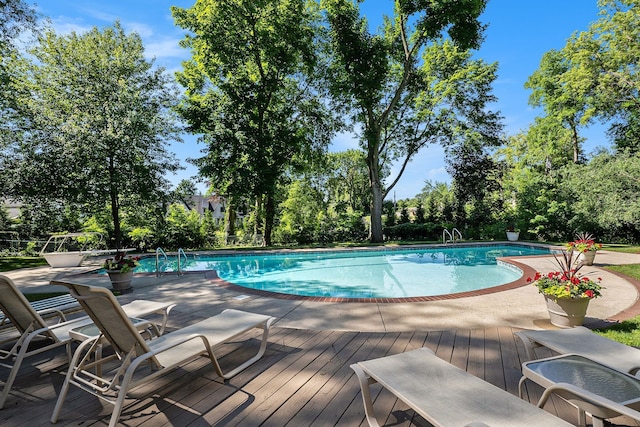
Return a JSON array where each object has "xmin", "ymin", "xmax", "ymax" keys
[
  {"xmin": 597, "ymin": 262, "xmax": 640, "ymax": 346},
  {"xmin": 0, "ymin": 256, "xmax": 48, "ymax": 272}
]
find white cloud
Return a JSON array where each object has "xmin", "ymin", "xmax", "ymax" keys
[
  {"xmin": 46, "ymin": 17, "xmax": 94, "ymax": 35},
  {"xmin": 145, "ymin": 38, "xmax": 187, "ymax": 61}
]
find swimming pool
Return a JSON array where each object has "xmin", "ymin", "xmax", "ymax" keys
[{"xmin": 137, "ymin": 245, "xmax": 552, "ymax": 299}]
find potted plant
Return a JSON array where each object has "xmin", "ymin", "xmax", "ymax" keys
[
  {"xmin": 566, "ymin": 232, "xmax": 602, "ymax": 266},
  {"xmin": 527, "ymin": 249, "xmax": 603, "ymax": 328},
  {"xmin": 102, "ymin": 252, "xmax": 140, "ymax": 292},
  {"xmin": 505, "ymin": 224, "xmax": 520, "ymax": 241}
]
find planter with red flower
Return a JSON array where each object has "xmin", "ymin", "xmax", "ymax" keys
[
  {"xmin": 528, "ymin": 249, "xmax": 603, "ymax": 328},
  {"xmin": 102, "ymin": 253, "xmax": 140, "ymax": 292},
  {"xmin": 566, "ymin": 233, "xmax": 602, "ymax": 266}
]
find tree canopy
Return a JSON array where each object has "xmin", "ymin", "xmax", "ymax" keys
[
  {"xmin": 3, "ymin": 22, "xmax": 181, "ymax": 247},
  {"xmin": 173, "ymin": 0, "xmax": 336, "ymax": 245},
  {"xmin": 322, "ymin": 0, "xmax": 501, "ymax": 242}
]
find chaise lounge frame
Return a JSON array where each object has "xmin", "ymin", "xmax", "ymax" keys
[{"xmin": 50, "ymin": 281, "xmax": 275, "ymax": 427}]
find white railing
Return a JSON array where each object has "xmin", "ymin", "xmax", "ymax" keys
[
  {"xmin": 177, "ymin": 248, "xmax": 187, "ymax": 276},
  {"xmin": 155, "ymin": 247, "xmax": 168, "ymax": 277},
  {"xmin": 442, "ymin": 228, "xmax": 463, "ymax": 244}
]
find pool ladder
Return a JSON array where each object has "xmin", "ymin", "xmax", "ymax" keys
[
  {"xmin": 177, "ymin": 248, "xmax": 187, "ymax": 276},
  {"xmin": 155, "ymin": 247, "xmax": 188, "ymax": 276},
  {"xmin": 442, "ymin": 228, "xmax": 462, "ymax": 244},
  {"xmin": 155, "ymin": 247, "xmax": 168, "ymax": 277}
]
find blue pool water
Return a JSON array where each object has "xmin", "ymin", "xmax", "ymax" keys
[{"xmin": 136, "ymin": 245, "xmax": 551, "ymax": 299}]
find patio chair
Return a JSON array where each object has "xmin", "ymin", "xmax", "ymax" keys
[
  {"xmin": 0, "ymin": 275, "xmax": 91, "ymax": 409},
  {"xmin": 50, "ymin": 281, "xmax": 276, "ymax": 427},
  {"xmin": 0, "ymin": 274, "xmax": 175, "ymax": 409},
  {"xmin": 350, "ymin": 347, "xmax": 574, "ymax": 427},
  {"xmin": 515, "ymin": 326, "xmax": 640, "ymax": 375}
]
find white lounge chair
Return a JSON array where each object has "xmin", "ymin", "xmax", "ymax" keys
[
  {"xmin": 0, "ymin": 274, "xmax": 175, "ymax": 409},
  {"xmin": 50, "ymin": 281, "xmax": 276, "ymax": 427},
  {"xmin": 515, "ymin": 326, "xmax": 640, "ymax": 375},
  {"xmin": 350, "ymin": 347, "xmax": 574, "ymax": 427}
]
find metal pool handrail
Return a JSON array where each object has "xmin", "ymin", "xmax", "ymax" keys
[
  {"xmin": 177, "ymin": 248, "xmax": 187, "ymax": 276},
  {"xmin": 155, "ymin": 247, "xmax": 168, "ymax": 277}
]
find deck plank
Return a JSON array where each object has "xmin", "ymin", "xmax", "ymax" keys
[{"xmin": 3, "ymin": 322, "xmax": 640, "ymax": 426}]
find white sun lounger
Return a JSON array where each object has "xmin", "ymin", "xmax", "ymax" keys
[
  {"xmin": 515, "ymin": 326, "xmax": 640, "ymax": 375},
  {"xmin": 351, "ymin": 347, "xmax": 573, "ymax": 427},
  {"xmin": 0, "ymin": 275, "xmax": 176, "ymax": 409},
  {"xmin": 50, "ymin": 281, "xmax": 276, "ymax": 427}
]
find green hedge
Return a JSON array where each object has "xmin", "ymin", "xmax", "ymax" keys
[{"xmin": 383, "ymin": 223, "xmax": 440, "ymax": 241}]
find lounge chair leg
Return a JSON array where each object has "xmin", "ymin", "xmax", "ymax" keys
[
  {"xmin": 109, "ymin": 388, "xmax": 129, "ymax": 427},
  {"xmin": 518, "ymin": 375, "xmax": 527, "ymax": 399},
  {"xmin": 0, "ymin": 341, "xmax": 30, "ymax": 409},
  {"xmin": 51, "ymin": 337, "xmax": 96, "ymax": 423},
  {"xmin": 220, "ymin": 317, "xmax": 275, "ymax": 379},
  {"xmin": 351, "ymin": 364, "xmax": 382, "ymax": 427}
]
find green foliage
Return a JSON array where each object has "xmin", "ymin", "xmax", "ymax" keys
[
  {"xmin": 398, "ymin": 207, "xmax": 410, "ymax": 224},
  {"xmin": 200, "ymin": 210, "xmax": 221, "ymax": 249},
  {"xmin": 163, "ymin": 204, "xmax": 204, "ymax": 250},
  {"xmin": 128, "ymin": 227, "xmax": 154, "ymax": 252},
  {"xmin": 4, "ymin": 22, "xmax": 181, "ymax": 248},
  {"xmin": 0, "ymin": 0, "xmax": 37, "ymax": 142},
  {"xmin": 173, "ymin": 0, "xmax": 335, "ymax": 246},
  {"xmin": 383, "ymin": 223, "xmax": 439, "ymax": 241},
  {"xmin": 414, "ymin": 204, "xmax": 426, "ymax": 224},
  {"xmin": 322, "ymin": 0, "xmax": 496, "ymax": 242}
]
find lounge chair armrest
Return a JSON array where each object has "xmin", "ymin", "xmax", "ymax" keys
[
  {"xmin": 34, "ymin": 307, "xmax": 67, "ymax": 322},
  {"xmin": 541, "ymin": 382, "xmax": 640, "ymax": 422}
]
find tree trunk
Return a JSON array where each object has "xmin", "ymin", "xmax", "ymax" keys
[
  {"xmin": 108, "ymin": 157, "xmax": 122, "ymax": 249},
  {"xmin": 254, "ymin": 194, "xmax": 264, "ymax": 236},
  {"xmin": 570, "ymin": 121, "xmax": 580, "ymax": 164},
  {"xmin": 366, "ymin": 123, "xmax": 384, "ymax": 243},
  {"xmin": 224, "ymin": 196, "xmax": 236, "ymax": 242},
  {"xmin": 264, "ymin": 192, "xmax": 275, "ymax": 246},
  {"xmin": 110, "ymin": 192, "xmax": 121, "ymax": 249},
  {"xmin": 370, "ymin": 182, "xmax": 384, "ymax": 242}
]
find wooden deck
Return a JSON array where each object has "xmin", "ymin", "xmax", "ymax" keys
[{"xmin": 1, "ymin": 311, "xmax": 639, "ymax": 426}]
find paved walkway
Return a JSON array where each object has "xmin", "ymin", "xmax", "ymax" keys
[{"xmin": 4, "ymin": 248, "xmax": 639, "ymax": 332}]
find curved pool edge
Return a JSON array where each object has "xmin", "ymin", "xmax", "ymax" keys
[{"xmin": 204, "ymin": 254, "xmax": 547, "ymax": 303}]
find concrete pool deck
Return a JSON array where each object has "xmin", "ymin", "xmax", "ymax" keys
[{"xmin": 3, "ymin": 248, "xmax": 640, "ymax": 332}]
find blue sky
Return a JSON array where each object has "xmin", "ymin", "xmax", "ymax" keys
[{"xmin": 33, "ymin": 0, "xmax": 606, "ymax": 199}]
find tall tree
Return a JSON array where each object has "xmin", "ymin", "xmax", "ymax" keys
[
  {"xmin": 5, "ymin": 22, "xmax": 181, "ymax": 247},
  {"xmin": 173, "ymin": 0, "xmax": 335, "ymax": 246},
  {"xmin": 537, "ymin": 0, "xmax": 640, "ymax": 154},
  {"xmin": 525, "ymin": 49, "xmax": 589, "ymax": 164},
  {"xmin": 322, "ymin": 0, "xmax": 501, "ymax": 242},
  {"xmin": 0, "ymin": 0, "xmax": 37, "ymax": 158},
  {"xmin": 326, "ymin": 150, "xmax": 370, "ymax": 213}
]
